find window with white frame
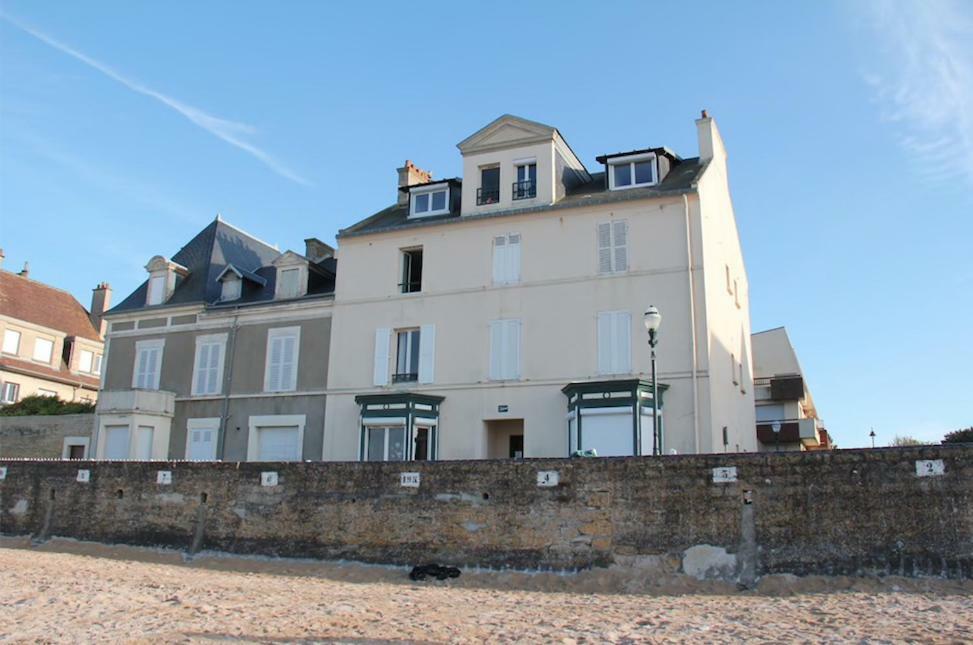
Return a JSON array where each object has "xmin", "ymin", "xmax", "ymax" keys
[
  {"xmin": 597, "ymin": 220, "xmax": 628, "ymax": 274},
  {"xmin": 607, "ymin": 152, "xmax": 658, "ymax": 190},
  {"xmin": 133, "ymin": 339, "xmax": 165, "ymax": 390},
  {"xmin": 277, "ymin": 268, "xmax": 301, "ymax": 299},
  {"xmin": 93, "ymin": 354, "xmax": 103, "ymax": 375},
  {"xmin": 373, "ymin": 325, "xmax": 435, "ymax": 386},
  {"xmin": 264, "ymin": 327, "xmax": 299, "ymax": 392},
  {"xmin": 365, "ymin": 425, "xmax": 407, "ymax": 461},
  {"xmin": 221, "ymin": 274, "xmax": 242, "ymax": 301},
  {"xmin": 33, "ymin": 337, "xmax": 54, "ymax": 363},
  {"xmin": 78, "ymin": 349, "xmax": 94, "ymax": 374},
  {"xmin": 1, "ymin": 382, "xmax": 19, "ymax": 404},
  {"xmin": 492, "ymin": 233, "xmax": 521, "ymax": 284},
  {"xmin": 597, "ymin": 311, "xmax": 632, "ymax": 375},
  {"xmin": 410, "ymin": 184, "xmax": 450, "ymax": 218},
  {"xmin": 186, "ymin": 418, "xmax": 219, "ymax": 461},
  {"xmin": 489, "ymin": 319, "xmax": 521, "ymax": 381},
  {"xmin": 146, "ymin": 274, "xmax": 166, "ymax": 305},
  {"xmin": 103, "ymin": 424, "xmax": 130, "ymax": 460},
  {"xmin": 2, "ymin": 329, "xmax": 20, "ymax": 355},
  {"xmin": 513, "ymin": 161, "xmax": 537, "ymax": 200},
  {"xmin": 192, "ymin": 334, "xmax": 227, "ymax": 396},
  {"xmin": 247, "ymin": 414, "xmax": 305, "ymax": 462}
]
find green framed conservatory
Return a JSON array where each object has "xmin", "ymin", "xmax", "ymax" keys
[
  {"xmin": 355, "ymin": 393, "xmax": 445, "ymax": 462},
  {"xmin": 562, "ymin": 378, "xmax": 668, "ymax": 457}
]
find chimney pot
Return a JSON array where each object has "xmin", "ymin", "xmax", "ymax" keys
[
  {"xmin": 90, "ymin": 282, "xmax": 112, "ymax": 338},
  {"xmin": 701, "ymin": 109, "xmax": 709, "ymax": 119},
  {"xmin": 396, "ymin": 160, "xmax": 432, "ymax": 205},
  {"xmin": 303, "ymin": 237, "xmax": 335, "ymax": 263}
]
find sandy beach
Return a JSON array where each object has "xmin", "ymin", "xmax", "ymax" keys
[{"xmin": 1, "ymin": 538, "xmax": 970, "ymax": 643}]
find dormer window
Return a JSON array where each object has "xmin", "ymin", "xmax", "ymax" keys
[
  {"xmin": 477, "ymin": 166, "xmax": 500, "ymax": 205},
  {"xmin": 221, "ymin": 274, "xmax": 242, "ymax": 301},
  {"xmin": 215, "ymin": 264, "xmax": 266, "ymax": 303},
  {"xmin": 147, "ymin": 275, "xmax": 166, "ymax": 305},
  {"xmin": 144, "ymin": 255, "xmax": 189, "ymax": 306},
  {"xmin": 271, "ymin": 251, "xmax": 309, "ymax": 300},
  {"xmin": 410, "ymin": 183, "xmax": 450, "ymax": 218},
  {"xmin": 607, "ymin": 152, "xmax": 658, "ymax": 190},
  {"xmin": 513, "ymin": 160, "xmax": 537, "ymax": 200}
]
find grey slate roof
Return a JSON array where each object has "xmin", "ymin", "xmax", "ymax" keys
[
  {"xmin": 339, "ymin": 157, "xmax": 707, "ymax": 239},
  {"xmin": 110, "ymin": 218, "xmax": 336, "ymax": 314}
]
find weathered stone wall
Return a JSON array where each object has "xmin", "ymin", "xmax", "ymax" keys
[
  {"xmin": 1, "ymin": 445, "xmax": 971, "ymax": 579},
  {"xmin": 0, "ymin": 414, "xmax": 93, "ymax": 458}
]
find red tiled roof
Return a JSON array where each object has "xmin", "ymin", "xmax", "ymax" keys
[
  {"xmin": 0, "ymin": 270, "xmax": 102, "ymax": 341},
  {"xmin": 0, "ymin": 356, "xmax": 100, "ymax": 390}
]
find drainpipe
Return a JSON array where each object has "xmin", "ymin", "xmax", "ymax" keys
[
  {"xmin": 217, "ymin": 314, "xmax": 240, "ymax": 460},
  {"xmin": 683, "ymin": 194, "xmax": 701, "ymax": 453}
]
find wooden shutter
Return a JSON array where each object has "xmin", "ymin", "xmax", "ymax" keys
[
  {"xmin": 280, "ymin": 335, "xmax": 297, "ymax": 391},
  {"xmin": 373, "ymin": 328, "xmax": 390, "ymax": 386},
  {"xmin": 615, "ymin": 311, "xmax": 631, "ymax": 373},
  {"xmin": 489, "ymin": 321, "xmax": 503, "ymax": 380},
  {"xmin": 508, "ymin": 320, "xmax": 521, "ymax": 379},
  {"xmin": 208, "ymin": 342, "xmax": 222, "ymax": 393},
  {"xmin": 507, "ymin": 234, "xmax": 521, "ymax": 283},
  {"xmin": 492, "ymin": 236, "xmax": 506, "ymax": 284},
  {"xmin": 194, "ymin": 343, "xmax": 210, "ymax": 394},
  {"xmin": 266, "ymin": 336, "xmax": 283, "ymax": 391},
  {"xmin": 597, "ymin": 312, "xmax": 612, "ymax": 375},
  {"xmin": 418, "ymin": 324, "xmax": 435, "ymax": 384},
  {"xmin": 598, "ymin": 223, "xmax": 613, "ymax": 273},
  {"xmin": 612, "ymin": 220, "xmax": 628, "ymax": 272},
  {"xmin": 147, "ymin": 346, "xmax": 160, "ymax": 389}
]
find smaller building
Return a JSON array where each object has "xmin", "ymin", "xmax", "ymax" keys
[
  {"xmin": 751, "ymin": 327, "xmax": 832, "ymax": 451},
  {"xmin": 0, "ymin": 252, "xmax": 109, "ymax": 409}
]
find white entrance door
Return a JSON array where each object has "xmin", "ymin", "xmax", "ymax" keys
[
  {"xmin": 257, "ymin": 426, "xmax": 301, "ymax": 461},
  {"xmin": 104, "ymin": 425, "xmax": 130, "ymax": 459},
  {"xmin": 187, "ymin": 419, "xmax": 219, "ymax": 460},
  {"xmin": 581, "ymin": 408, "xmax": 634, "ymax": 457}
]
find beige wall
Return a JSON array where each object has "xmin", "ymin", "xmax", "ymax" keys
[
  {"xmin": 460, "ymin": 141, "xmax": 555, "ymax": 214},
  {"xmin": 0, "ymin": 369, "xmax": 96, "ymax": 403}
]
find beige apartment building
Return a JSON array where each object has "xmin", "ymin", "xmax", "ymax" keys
[
  {"xmin": 752, "ymin": 326, "xmax": 832, "ymax": 451},
  {"xmin": 323, "ymin": 113, "xmax": 756, "ymax": 461},
  {"xmin": 0, "ymin": 255, "xmax": 108, "ymax": 410}
]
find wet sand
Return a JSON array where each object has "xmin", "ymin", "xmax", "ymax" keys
[{"xmin": 1, "ymin": 538, "xmax": 970, "ymax": 643}]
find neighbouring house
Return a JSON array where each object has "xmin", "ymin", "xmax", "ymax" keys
[
  {"xmin": 323, "ymin": 112, "xmax": 756, "ymax": 461},
  {"xmin": 93, "ymin": 217, "xmax": 336, "ymax": 461},
  {"xmin": 751, "ymin": 326, "xmax": 832, "ymax": 451}
]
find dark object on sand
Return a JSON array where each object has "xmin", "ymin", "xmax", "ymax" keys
[{"xmin": 409, "ymin": 564, "xmax": 461, "ymax": 581}]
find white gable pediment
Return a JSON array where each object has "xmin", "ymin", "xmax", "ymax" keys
[
  {"xmin": 457, "ymin": 114, "xmax": 557, "ymax": 154},
  {"xmin": 272, "ymin": 250, "xmax": 309, "ymax": 268}
]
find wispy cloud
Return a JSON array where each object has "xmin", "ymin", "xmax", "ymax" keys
[
  {"xmin": 1, "ymin": 12, "xmax": 310, "ymax": 186},
  {"xmin": 861, "ymin": 1, "xmax": 973, "ymax": 188}
]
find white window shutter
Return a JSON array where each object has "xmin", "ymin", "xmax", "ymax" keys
[
  {"xmin": 489, "ymin": 321, "xmax": 503, "ymax": 380},
  {"xmin": 266, "ymin": 337, "xmax": 282, "ymax": 392},
  {"xmin": 194, "ymin": 344, "xmax": 209, "ymax": 394},
  {"xmin": 508, "ymin": 234, "xmax": 521, "ymax": 283},
  {"xmin": 510, "ymin": 320, "xmax": 522, "ymax": 379},
  {"xmin": 373, "ymin": 328, "xmax": 391, "ymax": 386},
  {"xmin": 418, "ymin": 324, "xmax": 435, "ymax": 384},
  {"xmin": 597, "ymin": 313, "xmax": 612, "ymax": 375},
  {"xmin": 281, "ymin": 335, "xmax": 297, "ymax": 391},
  {"xmin": 492, "ymin": 236, "xmax": 506, "ymax": 284},
  {"xmin": 613, "ymin": 220, "xmax": 628, "ymax": 272},
  {"xmin": 598, "ymin": 223, "xmax": 613, "ymax": 274},
  {"xmin": 208, "ymin": 343, "xmax": 222, "ymax": 394},
  {"xmin": 616, "ymin": 312, "xmax": 632, "ymax": 373},
  {"xmin": 148, "ymin": 348, "xmax": 160, "ymax": 389}
]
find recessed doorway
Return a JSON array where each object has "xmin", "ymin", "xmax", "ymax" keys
[{"xmin": 486, "ymin": 419, "xmax": 524, "ymax": 459}]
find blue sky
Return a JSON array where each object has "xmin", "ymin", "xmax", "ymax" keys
[{"xmin": 1, "ymin": 1, "xmax": 970, "ymax": 447}]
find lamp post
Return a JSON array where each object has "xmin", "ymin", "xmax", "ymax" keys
[
  {"xmin": 869, "ymin": 428, "xmax": 876, "ymax": 448},
  {"xmin": 772, "ymin": 420, "xmax": 782, "ymax": 452},
  {"xmin": 643, "ymin": 305, "xmax": 662, "ymax": 456}
]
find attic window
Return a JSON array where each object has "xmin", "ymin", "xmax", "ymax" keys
[
  {"xmin": 221, "ymin": 274, "xmax": 242, "ymax": 301},
  {"xmin": 146, "ymin": 275, "xmax": 166, "ymax": 305},
  {"xmin": 608, "ymin": 152, "xmax": 657, "ymax": 191},
  {"xmin": 410, "ymin": 184, "xmax": 450, "ymax": 218},
  {"xmin": 278, "ymin": 268, "xmax": 301, "ymax": 299}
]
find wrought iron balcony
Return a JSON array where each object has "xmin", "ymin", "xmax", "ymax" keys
[
  {"xmin": 512, "ymin": 179, "xmax": 536, "ymax": 200},
  {"xmin": 392, "ymin": 372, "xmax": 418, "ymax": 383},
  {"xmin": 476, "ymin": 187, "xmax": 500, "ymax": 205}
]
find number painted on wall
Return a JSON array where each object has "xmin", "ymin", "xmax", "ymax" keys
[
  {"xmin": 537, "ymin": 471, "xmax": 559, "ymax": 487},
  {"xmin": 915, "ymin": 460, "xmax": 945, "ymax": 477},
  {"xmin": 76, "ymin": 469, "xmax": 90, "ymax": 483},
  {"xmin": 400, "ymin": 472, "xmax": 421, "ymax": 488},
  {"xmin": 261, "ymin": 471, "xmax": 279, "ymax": 487},
  {"xmin": 156, "ymin": 471, "xmax": 172, "ymax": 485},
  {"xmin": 712, "ymin": 467, "xmax": 738, "ymax": 483}
]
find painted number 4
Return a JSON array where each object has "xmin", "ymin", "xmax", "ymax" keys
[{"xmin": 536, "ymin": 471, "xmax": 559, "ymax": 487}]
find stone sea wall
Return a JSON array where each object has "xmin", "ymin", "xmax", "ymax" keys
[{"xmin": 1, "ymin": 445, "xmax": 971, "ymax": 580}]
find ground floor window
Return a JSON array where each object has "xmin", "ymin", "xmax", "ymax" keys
[
  {"xmin": 1, "ymin": 382, "xmax": 19, "ymax": 404},
  {"xmin": 247, "ymin": 415, "xmax": 306, "ymax": 462},
  {"xmin": 186, "ymin": 418, "xmax": 219, "ymax": 460},
  {"xmin": 104, "ymin": 425, "xmax": 130, "ymax": 460},
  {"xmin": 366, "ymin": 426, "xmax": 406, "ymax": 461},
  {"xmin": 61, "ymin": 436, "xmax": 89, "ymax": 460}
]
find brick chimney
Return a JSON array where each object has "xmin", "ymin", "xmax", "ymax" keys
[
  {"xmin": 396, "ymin": 160, "xmax": 432, "ymax": 205},
  {"xmin": 303, "ymin": 238, "xmax": 335, "ymax": 263},
  {"xmin": 90, "ymin": 282, "xmax": 112, "ymax": 338}
]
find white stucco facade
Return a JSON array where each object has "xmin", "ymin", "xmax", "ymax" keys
[{"xmin": 323, "ymin": 114, "xmax": 756, "ymax": 460}]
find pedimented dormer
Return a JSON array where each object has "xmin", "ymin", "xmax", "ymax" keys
[
  {"xmin": 272, "ymin": 251, "xmax": 310, "ymax": 300},
  {"xmin": 144, "ymin": 256, "xmax": 189, "ymax": 306},
  {"xmin": 456, "ymin": 114, "xmax": 590, "ymax": 216},
  {"xmin": 215, "ymin": 263, "xmax": 267, "ymax": 302}
]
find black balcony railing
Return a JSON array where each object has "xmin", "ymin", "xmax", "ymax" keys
[
  {"xmin": 477, "ymin": 187, "xmax": 500, "ymax": 205},
  {"xmin": 512, "ymin": 179, "xmax": 536, "ymax": 200},
  {"xmin": 392, "ymin": 372, "xmax": 418, "ymax": 383}
]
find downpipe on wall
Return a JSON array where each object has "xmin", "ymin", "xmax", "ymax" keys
[
  {"xmin": 683, "ymin": 193, "xmax": 701, "ymax": 453},
  {"xmin": 217, "ymin": 314, "xmax": 240, "ymax": 460}
]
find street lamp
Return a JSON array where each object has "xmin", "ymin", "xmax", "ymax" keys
[
  {"xmin": 643, "ymin": 305, "xmax": 662, "ymax": 456},
  {"xmin": 869, "ymin": 428, "xmax": 876, "ymax": 448},
  {"xmin": 772, "ymin": 420, "xmax": 782, "ymax": 452}
]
